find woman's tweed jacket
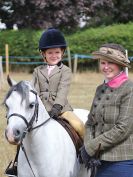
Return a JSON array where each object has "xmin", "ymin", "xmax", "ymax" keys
[
  {"xmin": 32, "ymin": 62, "xmax": 73, "ymax": 112},
  {"xmin": 84, "ymin": 80, "xmax": 133, "ymax": 161}
]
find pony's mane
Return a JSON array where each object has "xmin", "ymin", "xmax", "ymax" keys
[{"xmin": 3, "ymin": 81, "xmax": 30, "ymax": 105}]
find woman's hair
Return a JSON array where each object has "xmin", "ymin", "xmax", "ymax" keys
[{"xmin": 101, "ymin": 43, "xmax": 126, "ymax": 56}]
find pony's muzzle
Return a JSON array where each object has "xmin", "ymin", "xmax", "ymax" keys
[{"xmin": 5, "ymin": 128, "xmax": 21, "ymax": 145}]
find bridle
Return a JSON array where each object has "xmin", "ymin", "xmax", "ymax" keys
[
  {"xmin": 7, "ymin": 90, "xmax": 39, "ymax": 132},
  {"xmin": 6, "ymin": 89, "xmax": 51, "ymax": 177},
  {"xmin": 7, "ymin": 90, "xmax": 51, "ymax": 134}
]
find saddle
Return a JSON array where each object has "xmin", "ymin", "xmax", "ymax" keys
[{"xmin": 56, "ymin": 117, "xmax": 83, "ymax": 156}]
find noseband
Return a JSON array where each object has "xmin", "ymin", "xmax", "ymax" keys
[{"xmin": 7, "ymin": 90, "xmax": 39, "ymax": 133}]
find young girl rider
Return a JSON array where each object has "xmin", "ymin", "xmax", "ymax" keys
[{"xmin": 32, "ymin": 28, "xmax": 84, "ymax": 138}]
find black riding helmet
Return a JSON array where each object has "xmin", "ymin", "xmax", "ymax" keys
[{"xmin": 39, "ymin": 28, "xmax": 67, "ymax": 51}]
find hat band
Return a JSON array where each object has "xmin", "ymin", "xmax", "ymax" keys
[{"xmin": 99, "ymin": 47, "xmax": 130, "ymax": 64}]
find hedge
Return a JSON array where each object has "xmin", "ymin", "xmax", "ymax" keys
[
  {"xmin": 67, "ymin": 22, "xmax": 133, "ymax": 56},
  {"xmin": 0, "ymin": 22, "xmax": 133, "ymax": 57}
]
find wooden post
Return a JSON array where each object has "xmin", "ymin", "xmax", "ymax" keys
[
  {"xmin": 0, "ymin": 56, "xmax": 4, "ymax": 89},
  {"xmin": 73, "ymin": 54, "xmax": 78, "ymax": 74},
  {"xmin": 125, "ymin": 49, "xmax": 128, "ymax": 76},
  {"xmin": 5, "ymin": 44, "xmax": 9, "ymax": 75},
  {"xmin": 67, "ymin": 47, "xmax": 72, "ymax": 70}
]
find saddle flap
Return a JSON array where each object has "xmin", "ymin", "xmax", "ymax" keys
[{"xmin": 56, "ymin": 117, "xmax": 83, "ymax": 156}]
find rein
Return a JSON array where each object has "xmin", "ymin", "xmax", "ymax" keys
[
  {"xmin": 6, "ymin": 89, "xmax": 51, "ymax": 177},
  {"xmin": 19, "ymin": 116, "xmax": 51, "ymax": 177},
  {"xmin": 21, "ymin": 142, "xmax": 36, "ymax": 177}
]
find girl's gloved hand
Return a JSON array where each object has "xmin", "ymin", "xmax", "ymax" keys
[{"xmin": 49, "ymin": 104, "xmax": 63, "ymax": 118}]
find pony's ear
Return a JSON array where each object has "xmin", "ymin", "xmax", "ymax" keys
[{"xmin": 7, "ymin": 75, "xmax": 17, "ymax": 87}]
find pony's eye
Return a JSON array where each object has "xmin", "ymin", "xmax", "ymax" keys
[{"xmin": 29, "ymin": 103, "xmax": 35, "ymax": 109}]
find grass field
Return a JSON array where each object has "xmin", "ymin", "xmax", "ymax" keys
[{"xmin": 0, "ymin": 71, "xmax": 133, "ymax": 176}]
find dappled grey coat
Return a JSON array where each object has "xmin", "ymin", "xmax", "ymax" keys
[
  {"xmin": 84, "ymin": 80, "xmax": 133, "ymax": 161},
  {"xmin": 32, "ymin": 62, "xmax": 73, "ymax": 112}
]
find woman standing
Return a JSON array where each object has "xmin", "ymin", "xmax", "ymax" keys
[{"xmin": 80, "ymin": 43, "xmax": 133, "ymax": 177}]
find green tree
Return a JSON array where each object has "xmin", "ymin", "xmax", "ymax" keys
[
  {"xmin": 0, "ymin": 0, "xmax": 14, "ymax": 28},
  {"xmin": 0, "ymin": 0, "xmax": 84, "ymax": 30},
  {"xmin": 1, "ymin": 0, "xmax": 133, "ymax": 30},
  {"xmin": 83, "ymin": 0, "xmax": 133, "ymax": 27},
  {"xmin": 113, "ymin": 0, "xmax": 133, "ymax": 23}
]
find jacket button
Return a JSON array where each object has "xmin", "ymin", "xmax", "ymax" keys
[
  {"xmin": 95, "ymin": 122, "xmax": 98, "ymax": 126},
  {"xmin": 101, "ymin": 90, "xmax": 105, "ymax": 93},
  {"xmin": 94, "ymin": 104, "xmax": 97, "ymax": 107},
  {"xmin": 98, "ymin": 97, "xmax": 101, "ymax": 100},
  {"xmin": 106, "ymin": 97, "xmax": 109, "ymax": 100},
  {"xmin": 45, "ymin": 97, "xmax": 47, "ymax": 100}
]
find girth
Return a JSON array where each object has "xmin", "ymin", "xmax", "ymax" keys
[{"xmin": 56, "ymin": 117, "xmax": 83, "ymax": 156}]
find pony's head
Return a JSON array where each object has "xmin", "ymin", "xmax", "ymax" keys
[{"xmin": 4, "ymin": 76, "xmax": 39, "ymax": 145}]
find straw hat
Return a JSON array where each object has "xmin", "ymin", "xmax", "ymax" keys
[{"xmin": 92, "ymin": 44, "xmax": 130, "ymax": 68}]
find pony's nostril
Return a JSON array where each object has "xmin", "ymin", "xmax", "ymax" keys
[
  {"xmin": 14, "ymin": 129, "xmax": 20, "ymax": 137},
  {"xmin": 13, "ymin": 129, "xmax": 21, "ymax": 143}
]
